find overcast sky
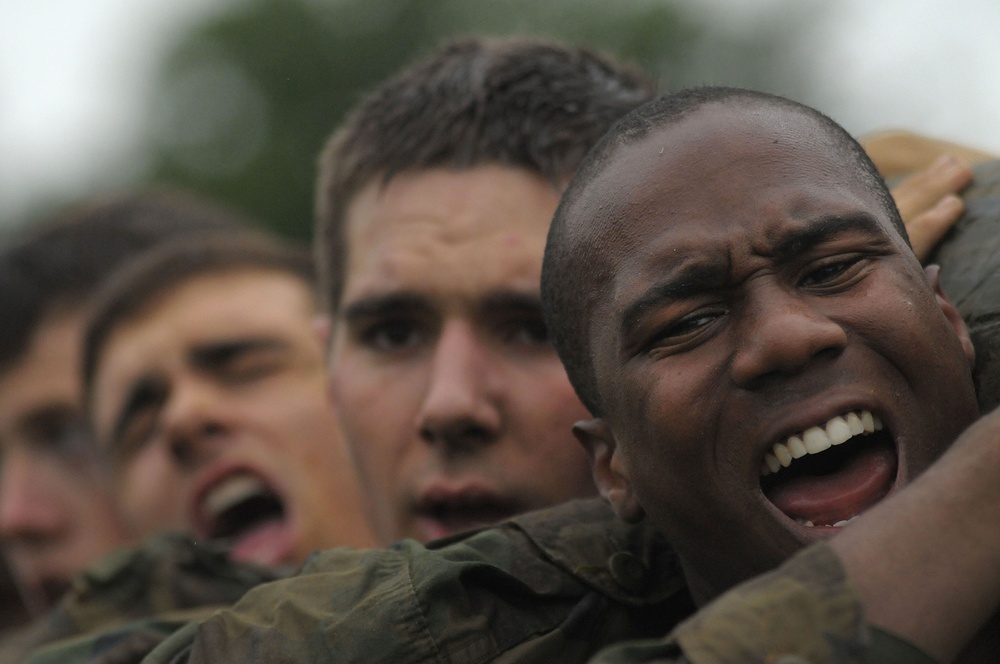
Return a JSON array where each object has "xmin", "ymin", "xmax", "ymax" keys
[{"xmin": 3, "ymin": 0, "xmax": 1000, "ymax": 226}]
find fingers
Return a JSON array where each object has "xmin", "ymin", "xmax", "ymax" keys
[
  {"xmin": 862, "ymin": 129, "xmax": 994, "ymax": 179},
  {"xmin": 890, "ymin": 154, "xmax": 972, "ymax": 261},
  {"xmin": 906, "ymin": 194, "xmax": 964, "ymax": 261}
]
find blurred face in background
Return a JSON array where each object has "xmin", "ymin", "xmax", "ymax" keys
[
  {"xmin": 89, "ymin": 269, "xmax": 374, "ymax": 567},
  {"xmin": 0, "ymin": 309, "xmax": 132, "ymax": 616}
]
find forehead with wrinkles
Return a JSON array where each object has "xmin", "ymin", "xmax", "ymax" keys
[{"xmin": 543, "ymin": 97, "xmax": 895, "ymax": 415}]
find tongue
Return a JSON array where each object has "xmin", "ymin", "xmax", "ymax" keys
[
  {"xmin": 765, "ymin": 445, "xmax": 896, "ymax": 525},
  {"xmin": 228, "ymin": 518, "xmax": 294, "ymax": 567}
]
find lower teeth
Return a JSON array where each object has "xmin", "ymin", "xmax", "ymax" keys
[{"xmin": 795, "ymin": 515, "xmax": 859, "ymax": 528}]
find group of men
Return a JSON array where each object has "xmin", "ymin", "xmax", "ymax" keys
[{"xmin": 1, "ymin": 36, "xmax": 997, "ymax": 663}]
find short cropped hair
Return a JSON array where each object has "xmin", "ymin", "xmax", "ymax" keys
[
  {"xmin": 315, "ymin": 36, "xmax": 654, "ymax": 313},
  {"xmin": 82, "ymin": 231, "xmax": 315, "ymax": 406},
  {"xmin": 0, "ymin": 190, "xmax": 245, "ymax": 375},
  {"xmin": 542, "ymin": 86, "xmax": 907, "ymax": 416}
]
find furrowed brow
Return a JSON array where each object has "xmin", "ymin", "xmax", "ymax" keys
[
  {"xmin": 619, "ymin": 263, "xmax": 726, "ymax": 342},
  {"xmin": 771, "ymin": 214, "xmax": 884, "ymax": 261},
  {"xmin": 110, "ymin": 376, "xmax": 167, "ymax": 450},
  {"xmin": 341, "ymin": 292, "xmax": 432, "ymax": 322},
  {"xmin": 479, "ymin": 291, "xmax": 543, "ymax": 315}
]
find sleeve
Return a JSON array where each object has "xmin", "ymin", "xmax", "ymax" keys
[
  {"xmin": 136, "ymin": 543, "xmax": 445, "ymax": 664},
  {"xmin": 20, "ymin": 533, "xmax": 284, "ymax": 664},
  {"xmin": 586, "ymin": 543, "xmax": 941, "ymax": 664}
]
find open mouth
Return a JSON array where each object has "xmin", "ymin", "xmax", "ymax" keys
[
  {"xmin": 760, "ymin": 409, "xmax": 897, "ymax": 529},
  {"xmin": 196, "ymin": 472, "xmax": 294, "ymax": 565}
]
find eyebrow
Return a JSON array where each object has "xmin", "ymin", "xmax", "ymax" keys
[
  {"xmin": 478, "ymin": 292, "xmax": 543, "ymax": 316},
  {"xmin": 110, "ymin": 375, "xmax": 168, "ymax": 450},
  {"xmin": 618, "ymin": 213, "xmax": 884, "ymax": 341},
  {"xmin": 619, "ymin": 263, "xmax": 727, "ymax": 343},
  {"xmin": 341, "ymin": 290, "xmax": 543, "ymax": 321},
  {"xmin": 769, "ymin": 213, "xmax": 883, "ymax": 263},
  {"xmin": 189, "ymin": 338, "xmax": 290, "ymax": 371},
  {"xmin": 341, "ymin": 292, "xmax": 431, "ymax": 323}
]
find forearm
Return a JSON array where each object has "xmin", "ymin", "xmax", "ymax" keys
[{"xmin": 830, "ymin": 407, "xmax": 1000, "ymax": 662}]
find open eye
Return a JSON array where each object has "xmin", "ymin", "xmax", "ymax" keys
[
  {"xmin": 22, "ymin": 411, "xmax": 93, "ymax": 457},
  {"xmin": 647, "ymin": 307, "xmax": 727, "ymax": 354},
  {"xmin": 501, "ymin": 315, "xmax": 550, "ymax": 348},
  {"xmin": 359, "ymin": 318, "xmax": 426, "ymax": 353},
  {"xmin": 800, "ymin": 255, "xmax": 865, "ymax": 289}
]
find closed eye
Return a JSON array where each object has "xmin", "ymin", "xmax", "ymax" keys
[
  {"xmin": 190, "ymin": 339, "xmax": 292, "ymax": 385},
  {"xmin": 213, "ymin": 347, "xmax": 289, "ymax": 384}
]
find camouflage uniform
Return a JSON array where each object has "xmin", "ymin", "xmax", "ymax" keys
[
  {"xmin": 11, "ymin": 533, "xmax": 285, "ymax": 663},
  {"xmin": 25, "ymin": 499, "xmax": 931, "ymax": 663}
]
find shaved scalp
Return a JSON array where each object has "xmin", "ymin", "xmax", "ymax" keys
[
  {"xmin": 541, "ymin": 86, "xmax": 906, "ymax": 416},
  {"xmin": 314, "ymin": 36, "xmax": 654, "ymax": 314}
]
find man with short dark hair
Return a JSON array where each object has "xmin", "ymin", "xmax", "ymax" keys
[
  {"xmin": 0, "ymin": 191, "xmax": 241, "ymax": 622},
  {"xmin": 81, "ymin": 232, "xmax": 374, "ymax": 566},
  {"xmin": 542, "ymin": 86, "xmax": 996, "ymax": 661},
  {"xmin": 315, "ymin": 37, "xmax": 655, "ymax": 544}
]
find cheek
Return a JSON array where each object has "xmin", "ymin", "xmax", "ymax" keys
[
  {"xmin": 329, "ymin": 357, "xmax": 418, "ymax": 485},
  {"xmin": 615, "ymin": 367, "xmax": 712, "ymax": 464},
  {"xmin": 119, "ymin": 452, "xmax": 187, "ymax": 533}
]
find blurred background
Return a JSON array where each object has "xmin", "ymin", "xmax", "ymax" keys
[{"xmin": 4, "ymin": 0, "xmax": 1000, "ymax": 239}]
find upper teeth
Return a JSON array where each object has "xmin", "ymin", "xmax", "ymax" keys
[
  {"xmin": 761, "ymin": 409, "xmax": 883, "ymax": 476},
  {"xmin": 203, "ymin": 475, "xmax": 268, "ymax": 518}
]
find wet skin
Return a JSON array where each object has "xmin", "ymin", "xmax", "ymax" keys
[
  {"xmin": 0, "ymin": 311, "xmax": 131, "ymax": 613},
  {"xmin": 90, "ymin": 269, "xmax": 374, "ymax": 566},
  {"xmin": 570, "ymin": 102, "xmax": 980, "ymax": 604},
  {"xmin": 328, "ymin": 166, "xmax": 596, "ymax": 544}
]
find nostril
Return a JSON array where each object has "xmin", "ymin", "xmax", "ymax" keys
[{"xmin": 420, "ymin": 420, "xmax": 495, "ymax": 453}]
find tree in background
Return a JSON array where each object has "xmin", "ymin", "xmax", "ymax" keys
[{"xmin": 139, "ymin": 0, "xmax": 682, "ymax": 238}]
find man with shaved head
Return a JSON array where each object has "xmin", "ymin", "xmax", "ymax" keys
[{"xmin": 542, "ymin": 85, "xmax": 997, "ymax": 662}]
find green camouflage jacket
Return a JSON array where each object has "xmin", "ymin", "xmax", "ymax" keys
[
  {"xmin": 6, "ymin": 533, "xmax": 285, "ymax": 663},
  {"xmin": 25, "ymin": 499, "xmax": 933, "ymax": 664}
]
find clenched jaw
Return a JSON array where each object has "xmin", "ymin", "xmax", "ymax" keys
[{"xmin": 760, "ymin": 409, "xmax": 897, "ymax": 531}]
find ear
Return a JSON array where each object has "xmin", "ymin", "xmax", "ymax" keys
[
  {"xmin": 925, "ymin": 264, "xmax": 975, "ymax": 369},
  {"xmin": 574, "ymin": 418, "xmax": 645, "ymax": 523}
]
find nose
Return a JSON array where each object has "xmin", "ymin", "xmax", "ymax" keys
[
  {"xmin": 730, "ymin": 284, "xmax": 847, "ymax": 389},
  {"xmin": 416, "ymin": 320, "xmax": 502, "ymax": 453},
  {"xmin": 159, "ymin": 378, "xmax": 229, "ymax": 468},
  {"xmin": 0, "ymin": 449, "xmax": 65, "ymax": 543}
]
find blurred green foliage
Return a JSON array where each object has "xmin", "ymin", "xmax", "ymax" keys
[
  {"xmin": 140, "ymin": 0, "xmax": 820, "ymax": 240},
  {"xmin": 142, "ymin": 0, "xmax": 701, "ymax": 239}
]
